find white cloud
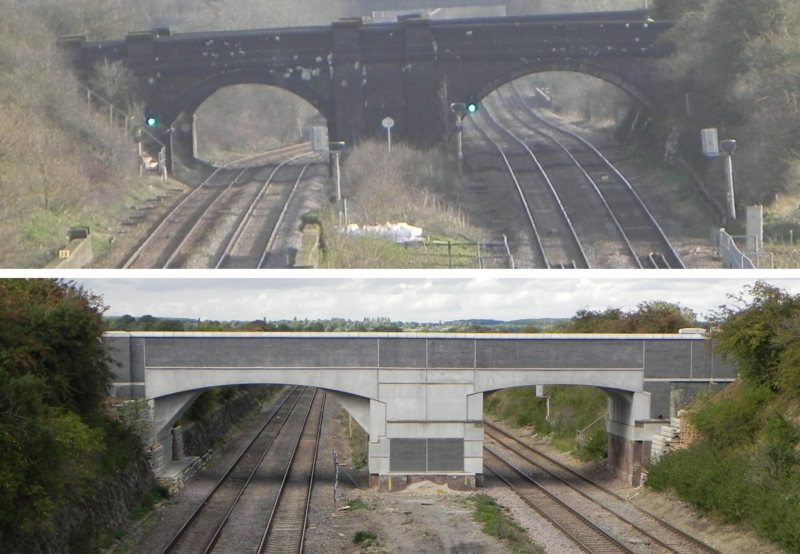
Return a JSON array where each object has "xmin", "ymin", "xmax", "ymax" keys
[{"xmin": 68, "ymin": 272, "xmax": 800, "ymax": 323}]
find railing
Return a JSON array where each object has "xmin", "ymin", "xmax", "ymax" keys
[
  {"xmin": 403, "ymin": 235, "xmax": 515, "ymax": 268},
  {"xmin": 576, "ymin": 413, "xmax": 607, "ymax": 450},
  {"xmin": 74, "ymin": 81, "xmax": 167, "ymax": 178},
  {"xmin": 713, "ymin": 228, "xmax": 774, "ymax": 268}
]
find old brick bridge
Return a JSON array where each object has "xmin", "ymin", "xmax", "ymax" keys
[{"xmin": 62, "ymin": 10, "xmax": 671, "ymax": 170}]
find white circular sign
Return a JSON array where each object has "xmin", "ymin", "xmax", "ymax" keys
[{"xmin": 382, "ymin": 117, "xmax": 395, "ymax": 129}]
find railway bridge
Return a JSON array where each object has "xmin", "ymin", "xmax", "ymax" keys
[
  {"xmin": 107, "ymin": 331, "xmax": 734, "ymax": 487},
  {"xmin": 62, "ymin": 10, "xmax": 670, "ymax": 172}
]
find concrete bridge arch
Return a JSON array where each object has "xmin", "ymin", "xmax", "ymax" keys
[{"xmin": 107, "ymin": 332, "xmax": 734, "ymax": 487}]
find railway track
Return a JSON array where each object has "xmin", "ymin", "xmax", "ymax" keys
[
  {"xmin": 465, "ymin": 83, "xmax": 683, "ymax": 269},
  {"xmin": 470, "ymin": 104, "xmax": 589, "ymax": 269},
  {"xmin": 159, "ymin": 386, "xmax": 323, "ymax": 554},
  {"xmin": 216, "ymin": 161, "xmax": 319, "ymax": 269},
  {"xmin": 506, "ymin": 83, "xmax": 684, "ymax": 269},
  {"xmin": 121, "ymin": 143, "xmax": 323, "ymax": 269},
  {"xmin": 258, "ymin": 390, "xmax": 325, "ymax": 553},
  {"xmin": 485, "ymin": 422, "xmax": 722, "ymax": 554}
]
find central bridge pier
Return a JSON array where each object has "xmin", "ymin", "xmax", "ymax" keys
[{"xmin": 106, "ymin": 332, "xmax": 734, "ymax": 488}]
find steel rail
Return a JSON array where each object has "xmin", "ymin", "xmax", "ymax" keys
[
  {"xmin": 120, "ymin": 143, "xmax": 311, "ymax": 269},
  {"xmin": 214, "ymin": 155, "xmax": 316, "ymax": 269},
  {"xmin": 257, "ymin": 390, "xmax": 325, "ymax": 554},
  {"xmin": 484, "ymin": 448, "xmax": 638, "ymax": 554},
  {"xmin": 492, "ymin": 87, "xmax": 643, "ymax": 268},
  {"xmin": 510, "ymin": 82, "xmax": 685, "ymax": 268},
  {"xmin": 159, "ymin": 386, "xmax": 306, "ymax": 554},
  {"xmin": 479, "ymin": 98, "xmax": 592, "ymax": 269},
  {"xmin": 486, "ymin": 422, "xmax": 723, "ymax": 554}
]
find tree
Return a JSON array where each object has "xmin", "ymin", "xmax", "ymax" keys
[
  {"xmin": 710, "ymin": 281, "xmax": 800, "ymax": 391},
  {"xmin": 153, "ymin": 319, "xmax": 185, "ymax": 332},
  {"xmin": 0, "ymin": 279, "xmax": 114, "ymax": 537}
]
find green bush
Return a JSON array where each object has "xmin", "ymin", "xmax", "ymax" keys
[{"xmin": 688, "ymin": 384, "xmax": 775, "ymax": 447}]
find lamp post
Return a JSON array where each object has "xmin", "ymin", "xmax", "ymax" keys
[
  {"xmin": 720, "ymin": 139, "xmax": 737, "ymax": 221},
  {"xmin": 329, "ymin": 141, "xmax": 346, "ymax": 225}
]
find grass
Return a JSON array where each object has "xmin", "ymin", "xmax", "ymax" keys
[
  {"xmin": 341, "ymin": 410, "xmax": 369, "ymax": 470},
  {"xmin": 346, "ymin": 498, "xmax": 371, "ymax": 511},
  {"xmin": 485, "ymin": 386, "xmax": 608, "ymax": 461},
  {"xmin": 129, "ymin": 485, "xmax": 170, "ymax": 521},
  {"xmin": 353, "ymin": 530, "xmax": 379, "ymax": 546},
  {"xmin": 315, "ymin": 139, "xmax": 499, "ymax": 268},
  {"xmin": 468, "ymin": 494, "xmax": 544, "ymax": 554}
]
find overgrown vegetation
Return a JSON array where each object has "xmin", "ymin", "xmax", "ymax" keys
[
  {"xmin": 317, "ymin": 140, "xmax": 491, "ymax": 268},
  {"xmin": 651, "ymin": 0, "xmax": 800, "ymax": 237},
  {"xmin": 0, "ymin": 279, "xmax": 149, "ymax": 552},
  {"xmin": 468, "ymin": 494, "xmax": 544, "ymax": 554},
  {"xmin": 485, "ymin": 300, "xmax": 698, "ymax": 460},
  {"xmin": 645, "ymin": 282, "xmax": 800, "ymax": 553}
]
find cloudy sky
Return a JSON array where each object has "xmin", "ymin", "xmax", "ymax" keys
[{"xmin": 59, "ymin": 270, "xmax": 800, "ymax": 323}]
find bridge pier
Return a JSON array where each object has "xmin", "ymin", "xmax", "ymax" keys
[{"xmin": 604, "ymin": 390, "xmax": 652, "ymax": 486}]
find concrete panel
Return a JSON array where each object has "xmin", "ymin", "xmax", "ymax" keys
[
  {"xmin": 426, "ymin": 369, "xmax": 474, "ymax": 384},
  {"xmin": 327, "ymin": 391, "xmax": 371, "ymax": 434},
  {"xmin": 378, "ymin": 338, "xmax": 426, "ymax": 368},
  {"xmin": 644, "ymin": 341, "xmax": 691, "ymax": 378},
  {"xmin": 386, "ymin": 422, "xmax": 465, "ymax": 439},
  {"xmin": 643, "ymin": 381, "xmax": 671, "ymax": 419},
  {"xmin": 428, "ymin": 439, "xmax": 463, "ymax": 471},
  {"xmin": 131, "ymin": 338, "xmax": 146, "ymax": 383},
  {"xmin": 370, "ymin": 400, "xmax": 387, "ymax": 442},
  {"xmin": 147, "ymin": 337, "xmax": 206, "ymax": 367},
  {"xmin": 370, "ymin": 450, "xmax": 390, "ymax": 474},
  {"xmin": 464, "ymin": 422, "xmax": 484, "ymax": 441},
  {"xmin": 382, "ymin": 383, "xmax": 426, "ymax": 421},
  {"xmin": 426, "ymin": 384, "xmax": 470, "ymax": 421},
  {"xmin": 475, "ymin": 368, "xmax": 644, "ymax": 393},
  {"xmin": 146, "ymin": 368, "xmax": 378, "ymax": 399},
  {"xmin": 428, "ymin": 339, "xmax": 474, "ymax": 368},
  {"xmin": 466, "ymin": 393, "xmax": 483, "ymax": 421},
  {"xmin": 391, "ymin": 439, "xmax": 427, "ymax": 471},
  {"xmin": 465, "ymin": 457, "xmax": 483, "ymax": 474},
  {"xmin": 202, "ymin": 337, "xmax": 265, "ymax": 366},
  {"xmin": 370, "ymin": 438, "xmax": 391, "ymax": 459},
  {"xmin": 152, "ymin": 390, "xmax": 204, "ymax": 444},
  {"xmin": 379, "ymin": 369, "xmax": 426, "ymax": 383},
  {"xmin": 464, "ymin": 440, "xmax": 483, "ymax": 458},
  {"xmin": 106, "ymin": 335, "xmax": 131, "ymax": 382}
]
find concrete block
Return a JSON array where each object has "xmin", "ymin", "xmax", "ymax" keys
[
  {"xmin": 369, "ymin": 438, "xmax": 390, "ymax": 459},
  {"xmin": 464, "ymin": 457, "xmax": 483, "ymax": 474},
  {"xmin": 426, "ymin": 384, "xmax": 471, "ymax": 421},
  {"xmin": 448, "ymin": 474, "xmax": 476, "ymax": 491},
  {"xmin": 464, "ymin": 440, "xmax": 483, "ymax": 458},
  {"xmin": 464, "ymin": 422, "xmax": 484, "ymax": 441},
  {"xmin": 466, "ymin": 393, "xmax": 483, "ymax": 421},
  {"xmin": 661, "ymin": 426, "xmax": 679, "ymax": 437},
  {"xmin": 670, "ymin": 418, "xmax": 682, "ymax": 429},
  {"xmin": 379, "ymin": 474, "xmax": 408, "ymax": 492}
]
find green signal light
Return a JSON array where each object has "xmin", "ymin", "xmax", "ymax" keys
[
  {"xmin": 466, "ymin": 103, "xmax": 478, "ymax": 114},
  {"xmin": 146, "ymin": 116, "xmax": 158, "ymax": 127}
]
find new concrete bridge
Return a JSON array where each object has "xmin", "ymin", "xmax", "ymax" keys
[
  {"xmin": 107, "ymin": 331, "xmax": 734, "ymax": 487},
  {"xmin": 61, "ymin": 10, "xmax": 670, "ymax": 171}
]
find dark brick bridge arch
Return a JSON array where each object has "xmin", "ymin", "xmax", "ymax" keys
[{"xmin": 62, "ymin": 11, "xmax": 671, "ymax": 171}]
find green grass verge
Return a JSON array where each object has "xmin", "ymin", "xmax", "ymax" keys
[{"xmin": 468, "ymin": 494, "xmax": 544, "ymax": 554}]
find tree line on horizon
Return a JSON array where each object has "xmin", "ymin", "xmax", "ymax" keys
[{"xmin": 103, "ymin": 300, "xmax": 701, "ymax": 334}]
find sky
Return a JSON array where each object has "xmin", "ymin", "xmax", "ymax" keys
[{"xmin": 59, "ymin": 270, "xmax": 800, "ymax": 323}]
